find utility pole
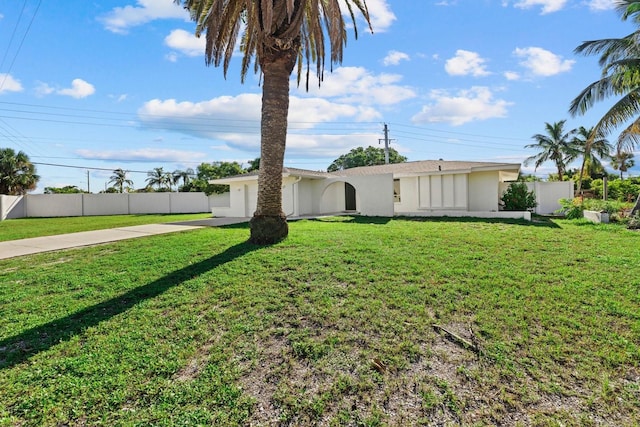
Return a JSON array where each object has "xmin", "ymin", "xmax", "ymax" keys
[{"xmin": 378, "ymin": 123, "xmax": 395, "ymax": 164}]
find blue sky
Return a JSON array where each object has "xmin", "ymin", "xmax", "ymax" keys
[{"xmin": 0, "ymin": 0, "xmax": 636, "ymax": 192}]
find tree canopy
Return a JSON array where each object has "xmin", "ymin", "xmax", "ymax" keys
[
  {"xmin": 0, "ymin": 148, "xmax": 39, "ymax": 195},
  {"xmin": 182, "ymin": 161, "xmax": 246, "ymax": 195},
  {"xmin": 327, "ymin": 146, "xmax": 407, "ymax": 172}
]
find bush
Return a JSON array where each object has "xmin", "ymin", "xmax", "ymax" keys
[
  {"xmin": 557, "ymin": 197, "xmax": 634, "ymax": 222},
  {"xmin": 501, "ymin": 182, "xmax": 537, "ymax": 211},
  {"xmin": 628, "ymin": 213, "xmax": 640, "ymax": 230},
  {"xmin": 557, "ymin": 198, "xmax": 583, "ymax": 219}
]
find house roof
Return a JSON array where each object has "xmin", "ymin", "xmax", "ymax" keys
[
  {"xmin": 330, "ymin": 160, "xmax": 520, "ymax": 177},
  {"xmin": 209, "ymin": 160, "xmax": 520, "ymax": 184}
]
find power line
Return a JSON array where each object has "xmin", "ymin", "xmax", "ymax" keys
[{"xmin": 0, "ymin": 0, "xmax": 42, "ymax": 91}]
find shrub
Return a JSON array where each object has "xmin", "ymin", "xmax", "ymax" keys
[
  {"xmin": 501, "ymin": 182, "xmax": 537, "ymax": 211},
  {"xmin": 557, "ymin": 198, "xmax": 583, "ymax": 219},
  {"xmin": 628, "ymin": 213, "xmax": 640, "ymax": 230}
]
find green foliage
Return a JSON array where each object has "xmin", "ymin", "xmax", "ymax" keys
[
  {"xmin": 500, "ymin": 182, "xmax": 537, "ymax": 211},
  {"xmin": 628, "ymin": 212, "xmax": 640, "ymax": 229},
  {"xmin": 588, "ymin": 177, "xmax": 640, "ymax": 202},
  {"xmin": 327, "ymin": 146, "xmax": 407, "ymax": 172},
  {"xmin": 43, "ymin": 185, "xmax": 86, "ymax": 194},
  {"xmin": 246, "ymin": 158, "xmax": 260, "ymax": 172},
  {"xmin": 557, "ymin": 198, "xmax": 584, "ymax": 219},
  {"xmin": 182, "ymin": 161, "xmax": 246, "ymax": 195},
  {"xmin": 2, "ymin": 217, "xmax": 640, "ymax": 424},
  {"xmin": 0, "ymin": 148, "xmax": 39, "ymax": 195}
]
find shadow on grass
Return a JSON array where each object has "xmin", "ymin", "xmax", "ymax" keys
[
  {"xmin": 0, "ymin": 241, "xmax": 260, "ymax": 370},
  {"xmin": 306, "ymin": 215, "xmax": 561, "ymax": 228}
]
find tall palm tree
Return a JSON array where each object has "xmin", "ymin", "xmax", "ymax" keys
[
  {"xmin": 572, "ymin": 126, "xmax": 612, "ymax": 193},
  {"xmin": 570, "ymin": 0, "xmax": 640, "ymax": 150},
  {"xmin": 524, "ymin": 121, "xmax": 577, "ymax": 181},
  {"xmin": 0, "ymin": 148, "xmax": 39, "ymax": 195},
  {"xmin": 175, "ymin": 0, "xmax": 372, "ymax": 244},
  {"xmin": 146, "ymin": 167, "xmax": 171, "ymax": 191},
  {"xmin": 611, "ymin": 150, "xmax": 636, "ymax": 179},
  {"xmin": 173, "ymin": 168, "xmax": 195, "ymax": 190},
  {"xmin": 108, "ymin": 168, "xmax": 134, "ymax": 193}
]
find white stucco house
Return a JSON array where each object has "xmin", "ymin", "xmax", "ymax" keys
[{"xmin": 209, "ymin": 160, "xmax": 558, "ymax": 221}]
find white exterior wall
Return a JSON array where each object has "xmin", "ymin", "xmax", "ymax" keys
[
  {"xmin": 129, "ymin": 193, "xmax": 171, "ymax": 214},
  {"xmin": 0, "ymin": 195, "xmax": 25, "ymax": 220},
  {"xmin": 169, "ymin": 193, "xmax": 210, "ymax": 213},
  {"xmin": 468, "ymin": 171, "xmax": 500, "ymax": 211},
  {"xmin": 83, "ymin": 194, "xmax": 129, "ymax": 216},
  {"xmin": 417, "ymin": 174, "xmax": 468, "ymax": 210},
  {"xmin": 297, "ymin": 179, "xmax": 316, "ymax": 216},
  {"xmin": 321, "ymin": 174, "xmax": 394, "ymax": 216},
  {"xmin": 27, "ymin": 194, "xmax": 84, "ymax": 217},
  {"xmin": 498, "ymin": 181, "xmax": 573, "ymax": 215},
  {"xmin": 209, "ymin": 192, "xmax": 230, "ymax": 208},
  {"xmin": 394, "ymin": 177, "xmax": 419, "ymax": 212}
]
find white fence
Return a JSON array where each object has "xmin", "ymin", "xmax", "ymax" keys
[
  {"xmin": 498, "ymin": 181, "xmax": 574, "ymax": 215},
  {"xmin": 1, "ymin": 193, "xmax": 230, "ymax": 221}
]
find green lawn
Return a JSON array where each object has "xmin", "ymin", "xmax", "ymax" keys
[
  {"xmin": 1, "ymin": 217, "xmax": 638, "ymax": 426},
  {"xmin": 0, "ymin": 213, "xmax": 212, "ymax": 242}
]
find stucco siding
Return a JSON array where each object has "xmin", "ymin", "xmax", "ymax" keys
[
  {"xmin": 394, "ymin": 177, "xmax": 419, "ymax": 212},
  {"xmin": 418, "ymin": 174, "xmax": 468, "ymax": 210},
  {"xmin": 468, "ymin": 171, "xmax": 500, "ymax": 211}
]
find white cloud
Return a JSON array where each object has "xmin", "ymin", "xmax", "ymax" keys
[
  {"xmin": 445, "ymin": 50, "xmax": 490, "ymax": 77},
  {"xmin": 513, "ymin": 0, "xmax": 567, "ymax": 14},
  {"xmin": 514, "ymin": 47, "xmax": 574, "ymax": 76},
  {"xmin": 412, "ymin": 86, "xmax": 513, "ymax": 126},
  {"xmin": 588, "ymin": 0, "xmax": 615, "ymax": 11},
  {"xmin": 57, "ymin": 79, "xmax": 95, "ymax": 99},
  {"xmin": 504, "ymin": 71, "xmax": 521, "ymax": 81},
  {"xmin": 300, "ymin": 66, "xmax": 416, "ymax": 106},
  {"xmin": 100, "ymin": 0, "xmax": 188, "ymax": 34},
  {"xmin": 164, "ymin": 29, "xmax": 206, "ymax": 57},
  {"xmin": 76, "ymin": 148, "xmax": 207, "ymax": 163},
  {"xmin": 0, "ymin": 74, "xmax": 23, "ymax": 94},
  {"xmin": 383, "ymin": 50, "xmax": 410, "ymax": 66},
  {"xmin": 358, "ymin": 0, "xmax": 396, "ymax": 32},
  {"xmin": 137, "ymin": 92, "xmax": 383, "ymax": 155}
]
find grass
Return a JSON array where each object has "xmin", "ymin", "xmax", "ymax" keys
[
  {"xmin": 0, "ymin": 213, "xmax": 212, "ymax": 242},
  {"xmin": 0, "ymin": 216, "xmax": 639, "ymax": 426}
]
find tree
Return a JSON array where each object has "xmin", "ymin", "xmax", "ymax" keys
[
  {"xmin": 0, "ymin": 148, "xmax": 39, "ymax": 195},
  {"xmin": 173, "ymin": 168, "xmax": 195, "ymax": 191},
  {"xmin": 327, "ymin": 146, "xmax": 408, "ymax": 172},
  {"xmin": 44, "ymin": 185, "xmax": 85, "ymax": 194},
  {"xmin": 572, "ymin": 126, "xmax": 612, "ymax": 193},
  {"xmin": 145, "ymin": 167, "xmax": 172, "ymax": 191},
  {"xmin": 570, "ymin": 1, "xmax": 640, "ymax": 152},
  {"xmin": 524, "ymin": 121, "xmax": 577, "ymax": 182},
  {"xmin": 246, "ymin": 158, "xmax": 260, "ymax": 173},
  {"xmin": 611, "ymin": 150, "xmax": 635, "ymax": 179},
  {"xmin": 183, "ymin": 161, "xmax": 246, "ymax": 195},
  {"xmin": 108, "ymin": 168, "xmax": 134, "ymax": 193},
  {"xmin": 176, "ymin": 0, "xmax": 372, "ymax": 244}
]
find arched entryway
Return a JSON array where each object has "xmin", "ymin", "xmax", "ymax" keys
[{"xmin": 345, "ymin": 182, "xmax": 356, "ymax": 211}]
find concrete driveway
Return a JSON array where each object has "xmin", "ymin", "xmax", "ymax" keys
[{"xmin": 0, "ymin": 218, "xmax": 249, "ymax": 260}]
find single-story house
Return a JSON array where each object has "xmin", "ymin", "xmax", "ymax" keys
[{"xmin": 209, "ymin": 160, "xmax": 560, "ymax": 221}]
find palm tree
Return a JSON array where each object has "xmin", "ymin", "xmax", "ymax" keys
[
  {"xmin": 175, "ymin": 0, "xmax": 372, "ymax": 244},
  {"xmin": 173, "ymin": 168, "xmax": 195, "ymax": 190},
  {"xmin": 524, "ymin": 121, "xmax": 577, "ymax": 181},
  {"xmin": 108, "ymin": 168, "xmax": 134, "ymax": 193},
  {"xmin": 611, "ymin": 150, "xmax": 636, "ymax": 179},
  {"xmin": 0, "ymin": 148, "xmax": 39, "ymax": 195},
  {"xmin": 570, "ymin": 0, "xmax": 640, "ymax": 151},
  {"xmin": 572, "ymin": 126, "xmax": 612, "ymax": 193},
  {"xmin": 146, "ymin": 167, "xmax": 171, "ymax": 191}
]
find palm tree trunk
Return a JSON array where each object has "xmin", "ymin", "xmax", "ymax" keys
[{"xmin": 249, "ymin": 47, "xmax": 297, "ymax": 244}]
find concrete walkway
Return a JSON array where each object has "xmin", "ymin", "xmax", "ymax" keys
[{"xmin": 0, "ymin": 218, "xmax": 250, "ymax": 260}]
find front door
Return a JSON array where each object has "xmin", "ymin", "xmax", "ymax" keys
[{"xmin": 345, "ymin": 183, "xmax": 356, "ymax": 211}]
